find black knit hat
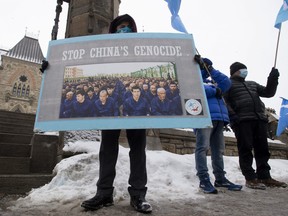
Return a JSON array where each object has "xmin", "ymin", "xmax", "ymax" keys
[
  {"xmin": 230, "ymin": 62, "xmax": 247, "ymax": 75},
  {"xmin": 109, "ymin": 14, "xmax": 137, "ymax": 33}
]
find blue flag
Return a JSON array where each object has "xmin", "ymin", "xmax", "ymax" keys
[
  {"xmin": 276, "ymin": 97, "xmax": 288, "ymax": 136},
  {"xmin": 164, "ymin": 0, "xmax": 188, "ymax": 33},
  {"xmin": 275, "ymin": 0, "xmax": 288, "ymax": 29}
]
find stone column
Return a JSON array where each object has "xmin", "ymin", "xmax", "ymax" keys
[{"xmin": 64, "ymin": 0, "xmax": 120, "ymax": 38}]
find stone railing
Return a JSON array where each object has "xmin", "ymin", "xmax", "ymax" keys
[{"xmin": 146, "ymin": 129, "xmax": 288, "ymax": 160}]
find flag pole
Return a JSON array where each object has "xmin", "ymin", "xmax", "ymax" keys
[{"xmin": 274, "ymin": 26, "xmax": 282, "ymax": 68}]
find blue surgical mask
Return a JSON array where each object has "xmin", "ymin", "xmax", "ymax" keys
[
  {"xmin": 116, "ymin": 26, "xmax": 132, "ymax": 33},
  {"xmin": 239, "ymin": 69, "xmax": 248, "ymax": 78}
]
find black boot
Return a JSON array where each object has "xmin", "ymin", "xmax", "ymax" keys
[
  {"xmin": 81, "ymin": 194, "xmax": 113, "ymax": 211},
  {"xmin": 130, "ymin": 195, "xmax": 152, "ymax": 214}
]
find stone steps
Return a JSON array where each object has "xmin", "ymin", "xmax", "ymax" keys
[
  {"xmin": 0, "ymin": 110, "xmax": 60, "ymax": 194},
  {"xmin": 0, "ymin": 157, "xmax": 30, "ymax": 174},
  {"xmin": 0, "ymin": 174, "xmax": 55, "ymax": 194},
  {"xmin": 0, "ymin": 110, "xmax": 35, "ymax": 121},
  {"xmin": 0, "ymin": 110, "xmax": 35, "ymax": 135},
  {"xmin": 0, "ymin": 143, "xmax": 31, "ymax": 157},
  {"xmin": 0, "ymin": 133, "xmax": 33, "ymax": 144},
  {"xmin": 0, "ymin": 110, "xmax": 35, "ymax": 176},
  {"xmin": 0, "ymin": 123, "xmax": 34, "ymax": 134}
]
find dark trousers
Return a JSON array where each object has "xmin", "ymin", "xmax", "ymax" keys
[
  {"xmin": 234, "ymin": 120, "xmax": 271, "ymax": 180},
  {"xmin": 96, "ymin": 129, "xmax": 147, "ymax": 197}
]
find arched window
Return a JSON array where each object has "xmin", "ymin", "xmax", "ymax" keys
[
  {"xmin": 17, "ymin": 83, "xmax": 22, "ymax": 96},
  {"xmin": 26, "ymin": 85, "xmax": 30, "ymax": 97},
  {"xmin": 22, "ymin": 84, "xmax": 26, "ymax": 97},
  {"xmin": 11, "ymin": 75, "xmax": 31, "ymax": 98},
  {"xmin": 13, "ymin": 83, "xmax": 17, "ymax": 96}
]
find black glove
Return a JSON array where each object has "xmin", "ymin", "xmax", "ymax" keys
[
  {"xmin": 215, "ymin": 87, "xmax": 222, "ymax": 98},
  {"xmin": 194, "ymin": 55, "xmax": 205, "ymax": 69},
  {"xmin": 40, "ymin": 59, "xmax": 49, "ymax": 73},
  {"xmin": 269, "ymin": 67, "xmax": 279, "ymax": 78},
  {"xmin": 194, "ymin": 55, "xmax": 213, "ymax": 72},
  {"xmin": 229, "ymin": 114, "xmax": 239, "ymax": 130}
]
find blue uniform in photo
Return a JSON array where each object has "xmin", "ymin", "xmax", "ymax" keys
[
  {"xmin": 151, "ymin": 97, "xmax": 174, "ymax": 116},
  {"xmin": 60, "ymin": 99, "xmax": 74, "ymax": 118},
  {"xmin": 70, "ymin": 99, "xmax": 94, "ymax": 117},
  {"xmin": 123, "ymin": 97, "xmax": 150, "ymax": 116},
  {"xmin": 94, "ymin": 97, "xmax": 119, "ymax": 117}
]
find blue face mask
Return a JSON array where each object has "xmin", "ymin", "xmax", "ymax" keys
[
  {"xmin": 239, "ymin": 69, "xmax": 248, "ymax": 78},
  {"xmin": 116, "ymin": 26, "xmax": 132, "ymax": 33}
]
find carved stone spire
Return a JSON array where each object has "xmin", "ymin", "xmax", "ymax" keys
[{"xmin": 51, "ymin": 0, "xmax": 64, "ymax": 40}]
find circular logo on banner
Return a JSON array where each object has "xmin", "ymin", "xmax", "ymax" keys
[{"xmin": 185, "ymin": 99, "xmax": 202, "ymax": 115}]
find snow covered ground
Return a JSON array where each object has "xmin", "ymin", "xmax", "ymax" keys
[{"xmin": 3, "ymin": 136, "xmax": 288, "ymax": 215}]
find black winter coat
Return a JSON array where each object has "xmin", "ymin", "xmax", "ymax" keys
[{"xmin": 224, "ymin": 73, "xmax": 278, "ymax": 123}]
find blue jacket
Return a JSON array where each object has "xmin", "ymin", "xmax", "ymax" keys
[
  {"xmin": 165, "ymin": 89, "xmax": 180, "ymax": 101},
  {"xmin": 94, "ymin": 97, "xmax": 119, "ymax": 117},
  {"xmin": 60, "ymin": 98, "xmax": 73, "ymax": 118},
  {"xmin": 86, "ymin": 94, "xmax": 98, "ymax": 103},
  {"xmin": 146, "ymin": 91, "xmax": 157, "ymax": 103},
  {"xmin": 109, "ymin": 92, "xmax": 122, "ymax": 106},
  {"xmin": 203, "ymin": 69, "xmax": 231, "ymax": 124},
  {"xmin": 70, "ymin": 99, "xmax": 94, "ymax": 118},
  {"xmin": 151, "ymin": 97, "xmax": 174, "ymax": 116},
  {"xmin": 123, "ymin": 96, "xmax": 150, "ymax": 116},
  {"xmin": 171, "ymin": 95, "xmax": 183, "ymax": 115}
]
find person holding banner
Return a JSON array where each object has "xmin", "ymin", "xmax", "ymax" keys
[
  {"xmin": 224, "ymin": 62, "xmax": 287, "ymax": 189},
  {"xmin": 194, "ymin": 55, "xmax": 242, "ymax": 194},
  {"xmin": 81, "ymin": 14, "xmax": 152, "ymax": 214}
]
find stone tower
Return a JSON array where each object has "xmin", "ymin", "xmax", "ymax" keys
[{"xmin": 52, "ymin": 0, "xmax": 120, "ymax": 40}]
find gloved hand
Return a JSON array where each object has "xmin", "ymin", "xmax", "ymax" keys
[
  {"xmin": 194, "ymin": 55, "xmax": 213, "ymax": 72},
  {"xmin": 40, "ymin": 59, "xmax": 49, "ymax": 73},
  {"xmin": 229, "ymin": 114, "xmax": 239, "ymax": 130},
  {"xmin": 215, "ymin": 87, "xmax": 222, "ymax": 99},
  {"xmin": 203, "ymin": 58, "xmax": 213, "ymax": 68},
  {"xmin": 194, "ymin": 55, "xmax": 205, "ymax": 69},
  {"xmin": 269, "ymin": 67, "xmax": 279, "ymax": 78}
]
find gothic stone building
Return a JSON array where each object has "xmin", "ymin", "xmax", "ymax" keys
[{"xmin": 0, "ymin": 36, "xmax": 44, "ymax": 114}]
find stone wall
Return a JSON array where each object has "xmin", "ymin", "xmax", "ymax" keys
[
  {"xmin": 156, "ymin": 129, "xmax": 288, "ymax": 160},
  {"xmin": 0, "ymin": 56, "xmax": 42, "ymax": 114}
]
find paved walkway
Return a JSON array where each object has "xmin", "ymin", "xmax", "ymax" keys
[{"xmin": 1, "ymin": 186, "xmax": 288, "ymax": 216}]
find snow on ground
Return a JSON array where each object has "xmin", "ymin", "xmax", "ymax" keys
[{"xmin": 7, "ymin": 139, "xmax": 288, "ymax": 211}]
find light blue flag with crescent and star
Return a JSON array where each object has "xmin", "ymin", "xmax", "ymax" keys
[
  {"xmin": 276, "ymin": 97, "xmax": 288, "ymax": 136},
  {"xmin": 164, "ymin": 0, "xmax": 188, "ymax": 33},
  {"xmin": 275, "ymin": 0, "xmax": 288, "ymax": 29}
]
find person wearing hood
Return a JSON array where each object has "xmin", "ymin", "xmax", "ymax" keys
[
  {"xmin": 81, "ymin": 14, "xmax": 152, "ymax": 214},
  {"xmin": 193, "ymin": 55, "xmax": 242, "ymax": 194},
  {"xmin": 224, "ymin": 62, "xmax": 287, "ymax": 189}
]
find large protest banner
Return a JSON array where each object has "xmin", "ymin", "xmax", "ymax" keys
[{"xmin": 34, "ymin": 33, "xmax": 211, "ymax": 131}]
